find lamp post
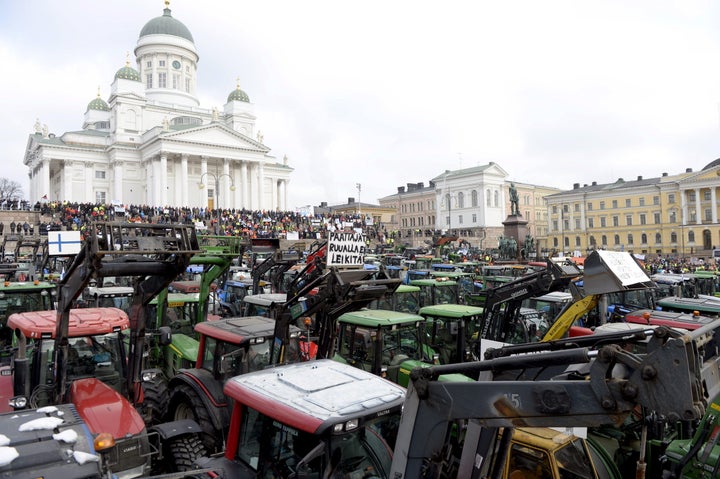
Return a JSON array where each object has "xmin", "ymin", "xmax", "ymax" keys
[{"xmin": 199, "ymin": 172, "xmax": 235, "ymax": 234}]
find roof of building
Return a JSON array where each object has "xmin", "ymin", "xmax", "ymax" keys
[
  {"xmin": 139, "ymin": 6, "xmax": 194, "ymax": 43},
  {"xmin": 86, "ymin": 95, "xmax": 109, "ymax": 112},
  {"xmin": 114, "ymin": 65, "xmax": 141, "ymax": 81}
]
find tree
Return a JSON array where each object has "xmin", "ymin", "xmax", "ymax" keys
[{"xmin": 0, "ymin": 178, "xmax": 23, "ymax": 202}]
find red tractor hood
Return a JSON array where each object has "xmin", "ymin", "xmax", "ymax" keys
[{"xmin": 70, "ymin": 378, "xmax": 145, "ymax": 438}]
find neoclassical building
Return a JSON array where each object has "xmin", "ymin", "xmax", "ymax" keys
[{"xmin": 24, "ymin": 3, "xmax": 292, "ymax": 210}]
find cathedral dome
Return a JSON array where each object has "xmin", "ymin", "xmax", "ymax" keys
[
  {"xmin": 139, "ymin": 5, "xmax": 194, "ymax": 43},
  {"xmin": 115, "ymin": 65, "xmax": 141, "ymax": 81},
  {"xmin": 227, "ymin": 82, "xmax": 250, "ymax": 103},
  {"xmin": 86, "ymin": 93, "xmax": 109, "ymax": 112}
]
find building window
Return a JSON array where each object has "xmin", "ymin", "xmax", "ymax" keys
[
  {"xmin": 575, "ymin": 236, "xmax": 581, "ymax": 246},
  {"xmin": 671, "ymin": 232, "xmax": 677, "ymax": 243},
  {"xmin": 564, "ymin": 237, "xmax": 570, "ymax": 248},
  {"xmin": 668, "ymin": 193, "xmax": 675, "ymax": 204},
  {"xmin": 625, "ymin": 199, "xmax": 631, "ymax": 207},
  {"xmin": 641, "ymin": 233, "xmax": 647, "ymax": 244},
  {"xmin": 626, "ymin": 215, "xmax": 632, "ymax": 226},
  {"xmin": 612, "ymin": 200, "xmax": 618, "ymax": 208},
  {"xmin": 494, "ymin": 191, "xmax": 499, "ymax": 207},
  {"xmin": 445, "ymin": 216, "xmax": 450, "ymax": 226},
  {"xmin": 639, "ymin": 214, "xmax": 646, "ymax": 225},
  {"xmin": 628, "ymin": 234, "xmax": 634, "ymax": 245},
  {"xmin": 669, "ymin": 211, "xmax": 676, "ymax": 223},
  {"xmin": 574, "ymin": 203, "xmax": 580, "ymax": 212},
  {"xmin": 654, "ymin": 212, "xmax": 661, "ymax": 224},
  {"xmin": 458, "ymin": 215, "xmax": 463, "ymax": 224},
  {"xmin": 95, "ymin": 170, "xmax": 106, "ymax": 179},
  {"xmin": 185, "ymin": 78, "xmax": 191, "ymax": 93},
  {"xmin": 146, "ymin": 74, "xmax": 153, "ymax": 89},
  {"xmin": 655, "ymin": 233, "xmax": 661, "ymax": 244},
  {"xmin": 563, "ymin": 219, "xmax": 570, "ymax": 231},
  {"xmin": 588, "ymin": 218, "xmax": 594, "ymax": 228},
  {"xmin": 471, "ymin": 190, "xmax": 478, "ymax": 207},
  {"xmin": 705, "ymin": 209, "xmax": 712, "ymax": 221},
  {"xmin": 587, "ymin": 202, "xmax": 593, "ymax": 211},
  {"xmin": 600, "ymin": 217, "xmax": 606, "ymax": 227},
  {"xmin": 614, "ymin": 234, "xmax": 620, "ymax": 245},
  {"xmin": 639, "ymin": 198, "xmax": 645, "ymax": 206},
  {"xmin": 552, "ymin": 205, "xmax": 557, "ymax": 214},
  {"xmin": 653, "ymin": 196, "xmax": 659, "ymax": 205},
  {"xmin": 553, "ymin": 238, "xmax": 559, "ymax": 247},
  {"xmin": 689, "ymin": 191, "xmax": 696, "ymax": 201},
  {"xmin": 159, "ymin": 60, "xmax": 165, "ymax": 67},
  {"xmin": 458, "ymin": 192, "xmax": 464, "ymax": 208},
  {"xmin": 612, "ymin": 216, "xmax": 619, "ymax": 227},
  {"xmin": 704, "ymin": 190, "xmax": 711, "ymax": 201},
  {"xmin": 574, "ymin": 219, "xmax": 580, "ymax": 230},
  {"xmin": 158, "ymin": 72, "xmax": 166, "ymax": 88},
  {"xmin": 186, "ymin": 65, "xmax": 190, "ymax": 73},
  {"xmin": 689, "ymin": 231, "xmax": 695, "ymax": 242},
  {"xmin": 589, "ymin": 235, "xmax": 596, "ymax": 246},
  {"xmin": 600, "ymin": 201, "xmax": 605, "ymax": 210},
  {"xmin": 552, "ymin": 220, "xmax": 558, "ymax": 231},
  {"xmin": 173, "ymin": 74, "xmax": 180, "ymax": 89},
  {"xmin": 563, "ymin": 204, "xmax": 569, "ymax": 213},
  {"xmin": 146, "ymin": 61, "xmax": 151, "ymax": 67},
  {"xmin": 602, "ymin": 235, "xmax": 607, "ymax": 246},
  {"xmin": 472, "ymin": 213, "xmax": 477, "ymax": 222},
  {"xmin": 95, "ymin": 191, "xmax": 106, "ymax": 203}
]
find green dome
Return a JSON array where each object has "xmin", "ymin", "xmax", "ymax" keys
[
  {"xmin": 139, "ymin": 7, "xmax": 194, "ymax": 43},
  {"xmin": 114, "ymin": 65, "xmax": 141, "ymax": 81},
  {"xmin": 87, "ymin": 96, "xmax": 109, "ymax": 112},
  {"xmin": 227, "ymin": 86, "xmax": 250, "ymax": 103}
]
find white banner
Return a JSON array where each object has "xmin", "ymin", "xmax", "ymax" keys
[{"xmin": 327, "ymin": 231, "xmax": 366, "ymax": 267}]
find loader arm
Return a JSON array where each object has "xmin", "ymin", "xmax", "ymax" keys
[{"xmin": 53, "ymin": 222, "xmax": 201, "ymax": 405}]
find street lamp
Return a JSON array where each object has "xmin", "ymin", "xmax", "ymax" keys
[{"xmin": 199, "ymin": 172, "xmax": 236, "ymax": 234}]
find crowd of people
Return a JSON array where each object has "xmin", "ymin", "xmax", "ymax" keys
[{"xmin": 8, "ymin": 201, "xmax": 398, "ymax": 243}]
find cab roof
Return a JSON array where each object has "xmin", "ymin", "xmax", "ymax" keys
[
  {"xmin": 338, "ymin": 308, "xmax": 423, "ymax": 327},
  {"xmin": 510, "ymin": 427, "xmax": 579, "ymax": 451},
  {"xmin": 8, "ymin": 307, "xmax": 129, "ymax": 338},
  {"xmin": 194, "ymin": 315, "xmax": 295, "ymax": 344},
  {"xmin": 418, "ymin": 303, "xmax": 484, "ymax": 318},
  {"xmin": 223, "ymin": 359, "xmax": 405, "ymax": 434}
]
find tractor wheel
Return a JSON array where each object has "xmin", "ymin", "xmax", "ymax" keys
[
  {"xmin": 167, "ymin": 433, "xmax": 207, "ymax": 472},
  {"xmin": 142, "ymin": 377, "xmax": 169, "ymax": 425},
  {"xmin": 168, "ymin": 384, "xmax": 220, "ymax": 453}
]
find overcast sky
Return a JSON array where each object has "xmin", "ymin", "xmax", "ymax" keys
[{"xmin": 3, "ymin": 0, "xmax": 720, "ymax": 209}]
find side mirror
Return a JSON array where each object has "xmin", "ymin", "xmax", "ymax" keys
[{"xmin": 158, "ymin": 326, "xmax": 172, "ymax": 346}]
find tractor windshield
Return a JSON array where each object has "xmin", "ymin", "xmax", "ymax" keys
[
  {"xmin": 236, "ymin": 406, "xmax": 400, "ymax": 478},
  {"xmin": 554, "ymin": 437, "xmax": 596, "ymax": 479}
]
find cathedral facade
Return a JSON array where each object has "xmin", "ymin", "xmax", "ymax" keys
[{"xmin": 24, "ymin": 4, "xmax": 292, "ymax": 211}]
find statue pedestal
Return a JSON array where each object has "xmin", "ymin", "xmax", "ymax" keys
[{"xmin": 503, "ymin": 215, "xmax": 529, "ymax": 260}]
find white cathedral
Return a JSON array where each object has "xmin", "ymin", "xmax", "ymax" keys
[{"xmin": 24, "ymin": 2, "xmax": 292, "ymax": 211}]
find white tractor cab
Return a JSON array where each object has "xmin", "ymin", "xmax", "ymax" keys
[{"xmin": 194, "ymin": 359, "xmax": 406, "ymax": 478}]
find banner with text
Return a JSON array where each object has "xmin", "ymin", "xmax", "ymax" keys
[{"xmin": 327, "ymin": 231, "xmax": 366, "ymax": 267}]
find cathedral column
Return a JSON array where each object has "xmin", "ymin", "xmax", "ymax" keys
[
  {"xmin": 181, "ymin": 154, "xmax": 189, "ymax": 206},
  {"xmin": 64, "ymin": 161, "xmax": 73, "ymax": 200},
  {"xmin": 222, "ymin": 158, "xmax": 231, "ymax": 210},
  {"xmin": 28, "ymin": 171, "xmax": 34, "ymax": 203},
  {"xmin": 271, "ymin": 177, "xmax": 278, "ymax": 211},
  {"xmin": 680, "ymin": 189, "xmax": 688, "ymax": 224},
  {"xmin": 40, "ymin": 158, "xmax": 50, "ymax": 201},
  {"xmin": 257, "ymin": 163, "xmax": 264, "ymax": 210},
  {"xmin": 695, "ymin": 188, "xmax": 702, "ymax": 225},
  {"xmin": 85, "ymin": 162, "xmax": 94, "ymax": 203},
  {"xmin": 160, "ymin": 154, "xmax": 168, "ymax": 206},
  {"xmin": 241, "ymin": 162, "xmax": 249, "ymax": 209},
  {"xmin": 712, "ymin": 187, "xmax": 717, "ymax": 224},
  {"xmin": 201, "ymin": 156, "xmax": 208, "ymax": 209},
  {"xmin": 113, "ymin": 161, "xmax": 123, "ymax": 203},
  {"xmin": 282, "ymin": 180, "xmax": 288, "ymax": 211},
  {"xmin": 145, "ymin": 159, "xmax": 153, "ymax": 205}
]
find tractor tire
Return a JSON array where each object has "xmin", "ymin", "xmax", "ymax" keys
[
  {"xmin": 168, "ymin": 384, "xmax": 221, "ymax": 454},
  {"xmin": 167, "ymin": 433, "xmax": 207, "ymax": 472},
  {"xmin": 142, "ymin": 377, "xmax": 169, "ymax": 425}
]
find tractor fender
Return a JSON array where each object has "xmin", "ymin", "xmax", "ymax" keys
[
  {"xmin": 168, "ymin": 368, "xmax": 230, "ymax": 431},
  {"xmin": 151, "ymin": 418, "xmax": 203, "ymax": 441}
]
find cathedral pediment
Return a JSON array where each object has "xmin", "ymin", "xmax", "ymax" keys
[{"xmin": 159, "ymin": 124, "xmax": 268, "ymax": 152}]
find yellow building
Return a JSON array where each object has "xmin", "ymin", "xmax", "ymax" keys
[{"xmin": 544, "ymin": 161, "xmax": 720, "ymax": 260}]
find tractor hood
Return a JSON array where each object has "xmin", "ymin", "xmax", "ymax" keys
[{"xmin": 70, "ymin": 378, "xmax": 146, "ymax": 438}]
